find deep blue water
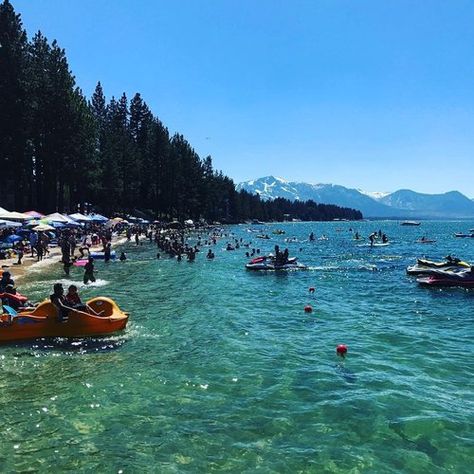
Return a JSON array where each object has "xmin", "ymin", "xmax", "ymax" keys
[{"xmin": 1, "ymin": 221, "xmax": 473, "ymax": 472}]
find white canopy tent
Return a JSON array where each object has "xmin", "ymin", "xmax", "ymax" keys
[
  {"xmin": 0, "ymin": 219, "xmax": 22, "ymax": 228},
  {"xmin": 68, "ymin": 212, "xmax": 92, "ymax": 222},
  {"xmin": 46, "ymin": 212, "xmax": 79, "ymax": 226},
  {"xmin": 0, "ymin": 207, "xmax": 30, "ymax": 221}
]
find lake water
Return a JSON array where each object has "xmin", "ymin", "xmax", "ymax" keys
[{"xmin": 1, "ymin": 221, "xmax": 473, "ymax": 472}]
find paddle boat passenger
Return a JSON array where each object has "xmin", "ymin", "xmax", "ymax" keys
[
  {"xmin": 0, "ymin": 272, "xmax": 14, "ymax": 293},
  {"xmin": 65, "ymin": 285, "xmax": 102, "ymax": 315},
  {"xmin": 50, "ymin": 283, "xmax": 74, "ymax": 323}
]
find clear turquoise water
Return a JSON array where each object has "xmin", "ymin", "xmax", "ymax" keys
[{"xmin": 1, "ymin": 221, "xmax": 473, "ymax": 472}]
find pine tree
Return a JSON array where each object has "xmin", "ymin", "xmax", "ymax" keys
[{"xmin": 0, "ymin": 0, "xmax": 29, "ymax": 209}]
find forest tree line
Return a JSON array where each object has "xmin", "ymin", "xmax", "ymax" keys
[{"xmin": 0, "ymin": 1, "xmax": 362, "ymax": 222}]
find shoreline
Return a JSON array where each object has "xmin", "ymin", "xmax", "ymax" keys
[{"xmin": 1, "ymin": 234, "xmax": 129, "ymax": 284}]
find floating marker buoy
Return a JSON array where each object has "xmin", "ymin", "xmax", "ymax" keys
[
  {"xmin": 304, "ymin": 305, "xmax": 313, "ymax": 313},
  {"xmin": 309, "ymin": 287, "xmax": 315, "ymax": 293},
  {"xmin": 336, "ymin": 344, "xmax": 348, "ymax": 356}
]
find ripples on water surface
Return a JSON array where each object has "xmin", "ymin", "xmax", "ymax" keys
[{"xmin": 1, "ymin": 221, "xmax": 473, "ymax": 472}]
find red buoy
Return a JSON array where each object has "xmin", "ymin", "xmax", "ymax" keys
[
  {"xmin": 336, "ymin": 344, "xmax": 348, "ymax": 356},
  {"xmin": 309, "ymin": 287, "xmax": 315, "ymax": 293},
  {"xmin": 304, "ymin": 305, "xmax": 313, "ymax": 313}
]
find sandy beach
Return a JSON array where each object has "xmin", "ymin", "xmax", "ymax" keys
[{"xmin": 1, "ymin": 234, "xmax": 129, "ymax": 283}]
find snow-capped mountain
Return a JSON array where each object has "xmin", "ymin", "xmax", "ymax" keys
[
  {"xmin": 357, "ymin": 190, "xmax": 390, "ymax": 200},
  {"xmin": 236, "ymin": 176, "xmax": 474, "ymax": 218}
]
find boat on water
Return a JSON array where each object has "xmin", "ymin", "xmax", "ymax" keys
[
  {"xmin": 416, "ymin": 238, "xmax": 436, "ymax": 244},
  {"xmin": 359, "ymin": 242, "xmax": 390, "ymax": 247},
  {"xmin": 406, "ymin": 257, "xmax": 470, "ymax": 276},
  {"xmin": 401, "ymin": 221, "xmax": 421, "ymax": 226},
  {"xmin": 417, "ymin": 270, "xmax": 474, "ymax": 288},
  {"xmin": 245, "ymin": 256, "xmax": 307, "ymax": 271},
  {"xmin": 0, "ymin": 297, "xmax": 128, "ymax": 343},
  {"xmin": 454, "ymin": 233, "xmax": 474, "ymax": 238},
  {"xmin": 272, "ymin": 230, "xmax": 285, "ymax": 235},
  {"xmin": 256, "ymin": 234, "xmax": 270, "ymax": 239}
]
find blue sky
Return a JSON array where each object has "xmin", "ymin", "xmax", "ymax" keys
[{"xmin": 13, "ymin": 0, "xmax": 474, "ymax": 197}]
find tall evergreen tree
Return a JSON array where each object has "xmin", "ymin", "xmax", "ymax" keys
[{"xmin": 0, "ymin": 0, "xmax": 29, "ymax": 208}]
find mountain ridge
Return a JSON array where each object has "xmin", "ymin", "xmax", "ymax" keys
[{"xmin": 236, "ymin": 176, "xmax": 474, "ymax": 219}]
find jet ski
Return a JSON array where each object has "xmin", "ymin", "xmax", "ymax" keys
[
  {"xmin": 417, "ymin": 269, "xmax": 474, "ymax": 288},
  {"xmin": 406, "ymin": 257, "xmax": 470, "ymax": 275},
  {"xmin": 245, "ymin": 256, "xmax": 307, "ymax": 271}
]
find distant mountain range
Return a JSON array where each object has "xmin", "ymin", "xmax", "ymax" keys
[{"xmin": 236, "ymin": 176, "xmax": 474, "ymax": 219}]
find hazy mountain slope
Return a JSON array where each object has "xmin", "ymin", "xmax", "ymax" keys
[{"xmin": 237, "ymin": 176, "xmax": 474, "ymax": 218}]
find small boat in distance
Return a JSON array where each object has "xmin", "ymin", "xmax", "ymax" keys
[
  {"xmin": 401, "ymin": 221, "xmax": 421, "ymax": 226},
  {"xmin": 246, "ymin": 256, "xmax": 307, "ymax": 271},
  {"xmin": 454, "ymin": 233, "xmax": 474, "ymax": 238}
]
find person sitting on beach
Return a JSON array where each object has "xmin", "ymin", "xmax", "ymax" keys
[{"xmin": 50, "ymin": 283, "xmax": 74, "ymax": 323}]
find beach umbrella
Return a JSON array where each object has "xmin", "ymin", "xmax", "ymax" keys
[
  {"xmin": 33, "ymin": 224, "xmax": 55, "ymax": 232},
  {"xmin": 3, "ymin": 234, "xmax": 23, "ymax": 243},
  {"xmin": 24, "ymin": 210, "xmax": 45, "ymax": 218},
  {"xmin": 0, "ymin": 219, "xmax": 22, "ymax": 228}
]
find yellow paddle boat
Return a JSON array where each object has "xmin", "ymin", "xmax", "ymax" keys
[{"xmin": 0, "ymin": 297, "xmax": 128, "ymax": 343}]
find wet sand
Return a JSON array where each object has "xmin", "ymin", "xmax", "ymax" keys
[{"xmin": 1, "ymin": 235, "xmax": 130, "ymax": 283}]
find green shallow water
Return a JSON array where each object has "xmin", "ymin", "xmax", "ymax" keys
[{"xmin": 1, "ymin": 221, "xmax": 473, "ymax": 472}]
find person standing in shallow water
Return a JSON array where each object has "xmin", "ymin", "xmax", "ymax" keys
[
  {"xmin": 83, "ymin": 257, "xmax": 96, "ymax": 284},
  {"xmin": 104, "ymin": 242, "xmax": 112, "ymax": 262}
]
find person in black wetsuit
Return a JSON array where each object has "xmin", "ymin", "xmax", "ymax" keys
[
  {"xmin": 83, "ymin": 257, "xmax": 96, "ymax": 284},
  {"xmin": 104, "ymin": 242, "xmax": 112, "ymax": 262}
]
